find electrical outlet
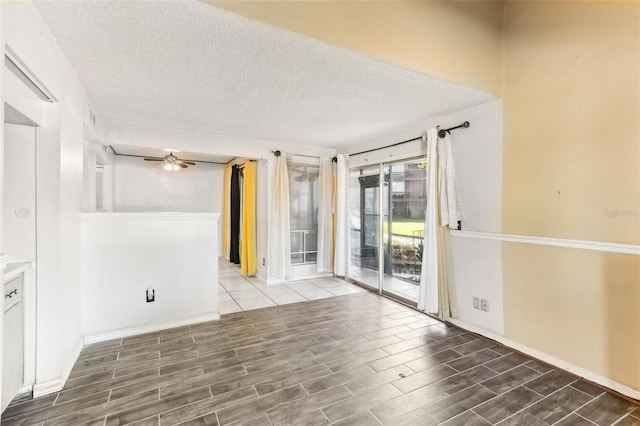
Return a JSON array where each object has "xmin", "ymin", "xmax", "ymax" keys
[
  {"xmin": 473, "ymin": 297, "xmax": 480, "ymax": 310},
  {"xmin": 146, "ymin": 289, "xmax": 155, "ymax": 303},
  {"xmin": 480, "ymin": 298, "xmax": 489, "ymax": 312}
]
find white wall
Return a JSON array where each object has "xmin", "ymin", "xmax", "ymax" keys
[
  {"xmin": 81, "ymin": 213, "xmax": 219, "ymax": 340},
  {"xmin": 115, "ymin": 156, "xmax": 224, "ymax": 213},
  {"xmin": 0, "ymin": 1, "xmax": 5, "ymax": 410},
  {"xmin": 101, "ymin": 119, "xmax": 336, "ymax": 281},
  {"xmin": 3, "ymin": 124, "xmax": 36, "ymax": 262},
  {"xmin": 447, "ymin": 100, "xmax": 504, "ymax": 335},
  {"xmin": 341, "ymin": 99, "xmax": 505, "ymax": 334},
  {"xmin": 114, "ymin": 155, "xmax": 225, "ymax": 254},
  {"xmin": 2, "ymin": 1, "xmax": 98, "ymax": 397},
  {"xmin": 83, "ymin": 140, "xmax": 115, "ymax": 213}
]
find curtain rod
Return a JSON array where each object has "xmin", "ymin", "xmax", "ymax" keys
[
  {"xmin": 271, "ymin": 150, "xmax": 321, "ymax": 160},
  {"xmin": 347, "ymin": 121, "xmax": 470, "ymax": 158}
]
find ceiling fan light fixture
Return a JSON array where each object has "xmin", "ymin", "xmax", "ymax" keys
[
  {"xmin": 144, "ymin": 152, "xmax": 192, "ymax": 171},
  {"xmin": 163, "ymin": 161, "xmax": 180, "ymax": 172}
]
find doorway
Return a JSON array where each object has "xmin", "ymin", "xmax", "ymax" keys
[{"xmin": 2, "ymin": 122, "xmax": 38, "ymax": 410}]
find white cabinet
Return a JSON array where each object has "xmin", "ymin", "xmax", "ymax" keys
[{"xmin": 2, "ymin": 273, "xmax": 24, "ymax": 412}]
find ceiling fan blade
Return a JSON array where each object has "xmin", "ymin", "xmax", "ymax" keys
[
  {"xmin": 177, "ymin": 163, "xmax": 188, "ymax": 168},
  {"xmin": 143, "ymin": 158, "xmax": 163, "ymax": 161},
  {"xmin": 178, "ymin": 161, "xmax": 196, "ymax": 166}
]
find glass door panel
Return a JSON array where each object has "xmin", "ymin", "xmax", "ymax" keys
[
  {"xmin": 381, "ymin": 159, "xmax": 426, "ymax": 304},
  {"xmin": 348, "ymin": 158, "xmax": 426, "ymax": 304},
  {"xmin": 348, "ymin": 167, "xmax": 380, "ymax": 290}
]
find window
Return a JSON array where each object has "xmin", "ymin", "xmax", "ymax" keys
[{"xmin": 289, "ymin": 159, "xmax": 319, "ymax": 264}]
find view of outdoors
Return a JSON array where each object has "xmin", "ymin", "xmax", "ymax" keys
[
  {"xmin": 289, "ymin": 160, "xmax": 319, "ymax": 264},
  {"xmin": 285, "ymin": 156, "xmax": 427, "ymax": 303},
  {"xmin": 349, "ymin": 159, "xmax": 427, "ymax": 303}
]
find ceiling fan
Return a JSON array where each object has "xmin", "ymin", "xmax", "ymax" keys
[{"xmin": 143, "ymin": 152, "xmax": 196, "ymax": 171}]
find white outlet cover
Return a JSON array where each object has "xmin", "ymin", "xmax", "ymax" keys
[{"xmin": 480, "ymin": 299, "xmax": 489, "ymax": 312}]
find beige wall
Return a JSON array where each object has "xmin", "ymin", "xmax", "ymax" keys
[
  {"xmin": 209, "ymin": 1, "xmax": 504, "ymax": 96},
  {"xmin": 503, "ymin": 243, "xmax": 639, "ymax": 391},
  {"xmin": 213, "ymin": 0, "xmax": 640, "ymax": 394},
  {"xmin": 502, "ymin": 1, "xmax": 640, "ymax": 392},
  {"xmin": 502, "ymin": 1, "xmax": 640, "ymax": 244}
]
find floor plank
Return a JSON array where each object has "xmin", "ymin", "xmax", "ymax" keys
[{"xmin": 3, "ymin": 265, "xmax": 638, "ymax": 425}]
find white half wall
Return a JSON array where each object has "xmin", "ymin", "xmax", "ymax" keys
[{"xmin": 81, "ymin": 212, "xmax": 219, "ymax": 338}]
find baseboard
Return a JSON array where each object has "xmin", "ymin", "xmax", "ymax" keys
[
  {"xmin": 33, "ymin": 378, "xmax": 63, "ymax": 398},
  {"xmin": 83, "ymin": 312, "xmax": 221, "ymax": 345},
  {"xmin": 33, "ymin": 337, "xmax": 83, "ymax": 398},
  {"xmin": 297, "ymin": 272, "xmax": 335, "ymax": 280},
  {"xmin": 17, "ymin": 384, "xmax": 33, "ymax": 395},
  {"xmin": 62, "ymin": 338, "xmax": 84, "ymax": 384},
  {"xmin": 448, "ymin": 318, "xmax": 640, "ymax": 401}
]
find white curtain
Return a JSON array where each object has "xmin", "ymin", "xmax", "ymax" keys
[
  {"xmin": 439, "ymin": 133, "xmax": 465, "ymax": 229},
  {"xmin": 418, "ymin": 129, "xmax": 439, "ymax": 313},
  {"xmin": 316, "ymin": 156, "xmax": 334, "ymax": 272},
  {"xmin": 268, "ymin": 154, "xmax": 291, "ymax": 280},
  {"xmin": 418, "ymin": 128, "xmax": 463, "ymax": 316},
  {"xmin": 333, "ymin": 154, "xmax": 349, "ymax": 276}
]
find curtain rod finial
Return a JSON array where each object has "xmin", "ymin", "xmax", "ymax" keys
[{"xmin": 272, "ymin": 150, "xmax": 281, "ymax": 157}]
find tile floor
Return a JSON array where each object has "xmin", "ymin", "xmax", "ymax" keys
[
  {"xmin": 218, "ymin": 260, "xmax": 365, "ymax": 314},
  {"xmin": 2, "ymin": 270, "xmax": 639, "ymax": 425}
]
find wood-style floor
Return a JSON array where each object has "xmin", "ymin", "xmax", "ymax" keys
[{"xmin": 2, "ymin": 291, "xmax": 638, "ymax": 426}]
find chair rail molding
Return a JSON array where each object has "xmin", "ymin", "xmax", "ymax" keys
[{"xmin": 451, "ymin": 231, "xmax": 640, "ymax": 255}]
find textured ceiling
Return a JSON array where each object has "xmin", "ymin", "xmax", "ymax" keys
[{"xmin": 34, "ymin": 1, "xmax": 495, "ymax": 148}]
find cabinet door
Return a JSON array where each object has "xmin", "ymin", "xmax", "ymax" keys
[{"xmin": 3, "ymin": 275, "xmax": 24, "ymax": 412}]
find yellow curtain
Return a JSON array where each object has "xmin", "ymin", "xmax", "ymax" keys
[
  {"xmin": 223, "ymin": 166, "xmax": 232, "ymax": 259},
  {"xmin": 241, "ymin": 161, "xmax": 257, "ymax": 275}
]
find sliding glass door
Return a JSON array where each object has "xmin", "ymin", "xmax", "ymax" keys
[
  {"xmin": 348, "ymin": 158, "xmax": 427, "ymax": 305},
  {"xmin": 348, "ymin": 166, "xmax": 381, "ymax": 290}
]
